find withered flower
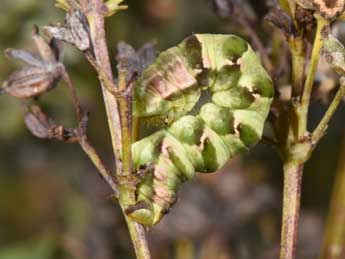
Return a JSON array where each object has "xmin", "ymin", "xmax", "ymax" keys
[
  {"xmin": 24, "ymin": 105, "xmax": 80, "ymax": 142},
  {"xmin": 297, "ymin": 0, "xmax": 345, "ymax": 20},
  {"xmin": 116, "ymin": 41, "xmax": 157, "ymax": 84},
  {"xmin": 1, "ymin": 27, "xmax": 63, "ymax": 99},
  {"xmin": 44, "ymin": 8, "xmax": 91, "ymax": 51}
]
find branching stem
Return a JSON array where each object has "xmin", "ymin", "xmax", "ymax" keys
[
  {"xmin": 312, "ymin": 82, "xmax": 345, "ymax": 144},
  {"xmin": 87, "ymin": 1, "xmax": 151, "ymax": 258}
]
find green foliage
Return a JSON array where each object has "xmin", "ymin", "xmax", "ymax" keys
[{"xmin": 128, "ymin": 34, "xmax": 274, "ymax": 226}]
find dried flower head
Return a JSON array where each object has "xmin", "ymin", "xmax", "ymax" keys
[
  {"xmin": 297, "ymin": 0, "xmax": 345, "ymax": 20},
  {"xmin": 44, "ymin": 8, "xmax": 91, "ymax": 51},
  {"xmin": 1, "ymin": 27, "xmax": 63, "ymax": 99}
]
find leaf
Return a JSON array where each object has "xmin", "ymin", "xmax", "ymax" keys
[{"xmin": 128, "ymin": 34, "xmax": 274, "ymax": 226}]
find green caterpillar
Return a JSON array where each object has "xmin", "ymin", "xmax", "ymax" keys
[{"xmin": 127, "ymin": 34, "xmax": 274, "ymax": 226}]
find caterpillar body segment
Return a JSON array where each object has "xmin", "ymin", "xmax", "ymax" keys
[{"xmin": 128, "ymin": 34, "xmax": 274, "ymax": 226}]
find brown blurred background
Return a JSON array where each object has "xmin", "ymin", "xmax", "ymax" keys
[{"xmin": 0, "ymin": 0, "xmax": 344, "ymax": 258}]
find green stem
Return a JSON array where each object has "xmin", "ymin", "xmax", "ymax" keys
[
  {"xmin": 312, "ymin": 82, "xmax": 345, "ymax": 144},
  {"xmin": 299, "ymin": 15, "xmax": 329, "ymax": 137},
  {"xmin": 280, "ymin": 160, "xmax": 304, "ymax": 259},
  {"xmin": 320, "ymin": 135, "xmax": 345, "ymax": 259}
]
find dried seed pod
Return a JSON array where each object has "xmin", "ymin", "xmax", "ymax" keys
[
  {"xmin": 44, "ymin": 9, "xmax": 90, "ymax": 51},
  {"xmin": 2, "ymin": 66, "xmax": 62, "ymax": 98},
  {"xmin": 1, "ymin": 27, "xmax": 63, "ymax": 98}
]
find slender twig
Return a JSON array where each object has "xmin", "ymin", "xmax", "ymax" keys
[
  {"xmin": 280, "ymin": 160, "xmax": 304, "ymax": 259},
  {"xmin": 60, "ymin": 66, "xmax": 83, "ymax": 122},
  {"xmin": 312, "ymin": 83, "xmax": 345, "ymax": 144},
  {"xmin": 320, "ymin": 135, "xmax": 345, "ymax": 259},
  {"xmin": 79, "ymin": 136, "xmax": 120, "ymax": 197},
  {"xmin": 299, "ymin": 15, "xmax": 329, "ymax": 137}
]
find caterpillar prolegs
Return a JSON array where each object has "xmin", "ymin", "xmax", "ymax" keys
[{"xmin": 127, "ymin": 34, "xmax": 274, "ymax": 226}]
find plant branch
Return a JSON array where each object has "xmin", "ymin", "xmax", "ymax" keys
[
  {"xmin": 312, "ymin": 82, "xmax": 345, "ymax": 144},
  {"xmin": 78, "ymin": 136, "xmax": 120, "ymax": 197},
  {"xmin": 60, "ymin": 66, "xmax": 83, "ymax": 122},
  {"xmin": 280, "ymin": 160, "xmax": 304, "ymax": 259}
]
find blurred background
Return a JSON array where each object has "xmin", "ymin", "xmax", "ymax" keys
[{"xmin": 0, "ymin": 0, "xmax": 344, "ymax": 258}]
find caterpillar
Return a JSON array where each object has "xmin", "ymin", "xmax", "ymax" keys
[{"xmin": 127, "ymin": 34, "xmax": 274, "ymax": 226}]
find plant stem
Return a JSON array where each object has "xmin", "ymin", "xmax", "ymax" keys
[
  {"xmin": 320, "ymin": 135, "xmax": 345, "ymax": 259},
  {"xmin": 312, "ymin": 83, "xmax": 345, "ymax": 144},
  {"xmin": 299, "ymin": 15, "xmax": 329, "ymax": 137},
  {"xmin": 87, "ymin": 1, "xmax": 151, "ymax": 258},
  {"xmin": 87, "ymin": 0, "xmax": 122, "ymax": 173},
  {"xmin": 280, "ymin": 160, "xmax": 304, "ymax": 259}
]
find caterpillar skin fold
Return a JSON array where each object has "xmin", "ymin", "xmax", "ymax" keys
[{"xmin": 127, "ymin": 34, "xmax": 274, "ymax": 226}]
